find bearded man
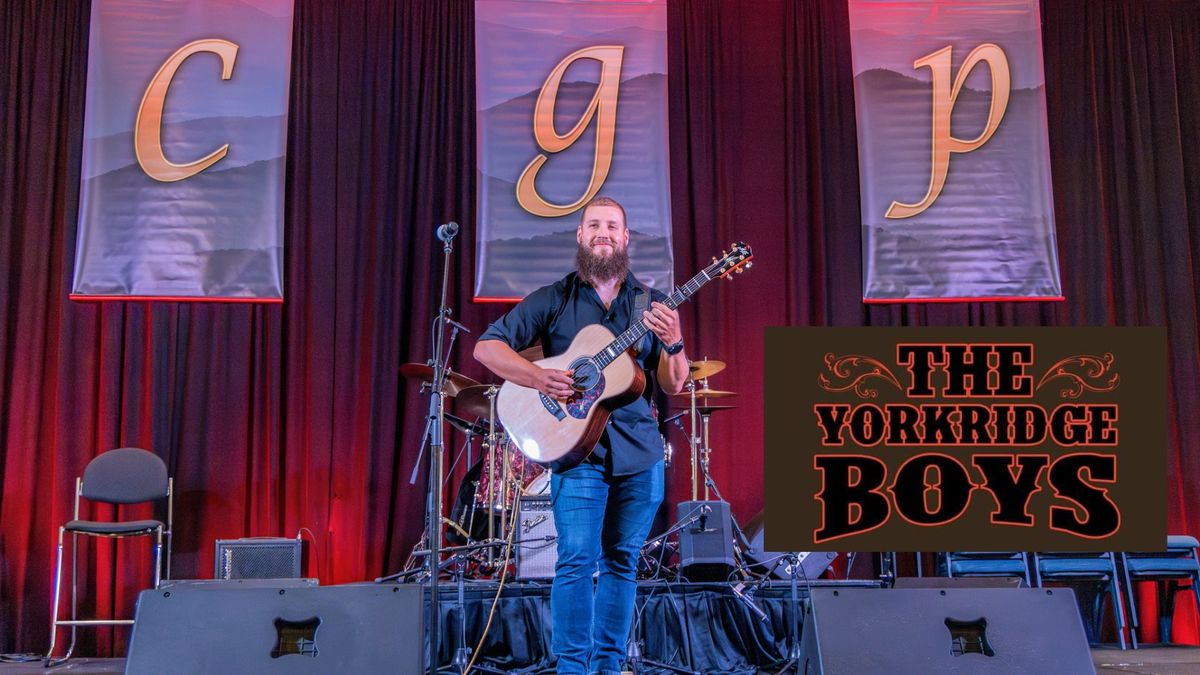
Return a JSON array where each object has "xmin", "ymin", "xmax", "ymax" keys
[{"xmin": 474, "ymin": 196, "xmax": 689, "ymax": 675}]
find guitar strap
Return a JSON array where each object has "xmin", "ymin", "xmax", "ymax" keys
[{"xmin": 629, "ymin": 277, "xmax": 650, "ymax": 356}]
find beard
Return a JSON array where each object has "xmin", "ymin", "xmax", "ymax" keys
[{"xmin": 576, "ymin": 239, "xmax": 630, "ymax": 284}]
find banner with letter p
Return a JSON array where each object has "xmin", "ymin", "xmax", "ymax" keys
[{"xmin": 848, "ymin": 0, "xmax": 1062, "ymax": 302}]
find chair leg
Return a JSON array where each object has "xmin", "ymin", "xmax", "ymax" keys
[
  {"xmin": 165, "ymin": 529, "xmax": 173, "ymax": 582},
  {"xmin": 1121, "ymin": 556, "xmax": 1140, "ymax": 649},
  {"xmin": 1109, "ymin": 573, "xmax": 1129, "ymax": 650},
  {"xmin": 153, "ymin": 527, "xmax": 163, "ymax": 589},
  {"xmin": 66, "ymin": 531, "xmax": 78, "ymax": 662},
  {"xmin": 44, "ymin": 527, "xmax": 66, "ymax": 665},
  {"xmin": 1159, "ymin": 581, "xmax": 1178, "ymax": 644},
  {"xmin": 1191, "ymin": 574, "xmax": 1200, "ymax": 647}
]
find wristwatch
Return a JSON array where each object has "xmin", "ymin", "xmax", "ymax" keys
[{"xmin": 664, "ymin": 338, "xmax": 685, "ymax": 356}]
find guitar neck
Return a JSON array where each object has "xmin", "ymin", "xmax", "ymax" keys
[{"xmin": 594, "ymin": 269, "xmax": 713, "ymax": 369}]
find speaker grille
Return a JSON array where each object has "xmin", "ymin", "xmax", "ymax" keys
[
  {"xmin": 214, "ymin": 538, "xmax": 302, "ymax": 579},
  {"xmin": 516, "ymin": 496, "xmax": 557, "ymax": 579}
]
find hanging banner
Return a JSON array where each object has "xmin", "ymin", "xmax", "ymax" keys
[
  {"xmin": 72, "ymin": 0, "xmax": 294, "ymax": 301},
  {"xmin": 848, "ymin": 0, "xmax": 1062, "ymax": 302},
  {"xmin": 474, "ymin": 0, "xmax": 672, "ymax": 301}
]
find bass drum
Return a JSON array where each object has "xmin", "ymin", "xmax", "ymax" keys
[
  {"xmin": 447, "ymin": 452, "xmax": 549, "ymax": 546},
  {"xmin": 523, "ymin": 469, "xmax": 551, "ymax": 497}
]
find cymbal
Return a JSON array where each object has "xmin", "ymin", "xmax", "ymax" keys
[
  {"xmin": 455, "ymin": 384, "xmax": 498, "ymax": 419},
  {"xmin": 675, "ymin": 388, "xmax": 738, "ymax": 398},
  {"xmin": 671, "ymin": 404, "xmax": 738, "ymax": 415},
  {"xmin": 688, "ymin": 359, "xmax": 726, "ymax": 380},
  {"xmin": 444, "ymin": 412, "xmax": 490, "ymax": 436},
  {"xmin": 398, "ymin": 363, "xmax": 480, "ymax": 397}
]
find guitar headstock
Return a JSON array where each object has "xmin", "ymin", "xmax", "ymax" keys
[{"xmin": 706, "ymin": 241, "xmax": 754, "ymax": 280}]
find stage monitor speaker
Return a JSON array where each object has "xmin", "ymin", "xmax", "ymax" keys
[
  {"xmin": 125, "ymin": 582, "xmax": 423, "ymax": 674},
  {"xmin": 742, "ymin": 510, "xmax": 837, "ymax": 581},
  {"xmin": 214, "ymin": 537, "xmax": 303, "ymax": 579},
  {"xmin": 677, "ymin": 500, "xmax": 734, "ymax": 581},
  {"xmin": 797, "ymin": 588, "xmax": 1095, "ymax": 675},
  {"xmin": 516, "ymin": 495, "xmax": 557, "ymax": 579}
]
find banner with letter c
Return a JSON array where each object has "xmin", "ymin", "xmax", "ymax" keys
[
  {"xmin": 72, "ymin": 0, "xmax": 294, "ymax": 301},
  {"xmin": 474, "ymin": 0, "xmax": 672, "ymax": 301},
  {"xmin": 848, "ymin": 0, "xmax": 1062, "ymax": 302}
]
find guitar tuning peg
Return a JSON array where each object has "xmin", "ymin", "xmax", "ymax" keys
[
  {"xmin": 745, "ymin": 262, "xmax": 753, "ymax": 269},
  {"xmin": 734, "ymin": 267, "xmax": 744, "ymax": 274},
  {"xmin": 723, "ymin": 274, "xmax": 733, "ymax": 281},
  {"xmin": 712, "ymin": 256, "xmax": 718, "ymax": 263}
]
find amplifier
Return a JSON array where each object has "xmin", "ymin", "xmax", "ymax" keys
[
  {"xmin": 215, "ymin": 537, "xmax": 303, "ymax": 580},
  {"xmin": 677, "ymin": 500, "xmax": 735, "ymax": 581},
  {"xmin": 516, "ymin": 496, "xmax": 557, "ymax": 580}
]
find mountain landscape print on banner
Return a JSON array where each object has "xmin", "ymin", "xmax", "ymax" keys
[
  {"xmin": 847, "ymin": 0, "xmax": 1062, "ymax": 301},
  {"xmin": 73, "ymin": 0, "xmax": 294, "ymax": 299},
  {"xmin": 475, "ymin": 0, "xmax": 671, "ymax": 300}
]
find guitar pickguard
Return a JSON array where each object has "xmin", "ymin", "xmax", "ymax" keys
[{"xmin": 565, "ymin": 375, "xmax": 604, "ymax": 420}]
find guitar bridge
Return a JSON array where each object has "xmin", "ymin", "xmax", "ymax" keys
[{"xmin": 539, "ymin": 393, "xmax": 567, "ymax": 421}]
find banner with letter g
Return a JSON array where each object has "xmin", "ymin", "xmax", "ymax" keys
[
  {"xmin": 474, "ymin": 0, "xmax": 672, "ymax": 301},
  {"xmin": 848, "ymin": 0, "xmax": 1062, "ymax": 302}
]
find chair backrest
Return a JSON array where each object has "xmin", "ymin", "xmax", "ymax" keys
[
  {"xmin": 1125, "ymin": 535, "xmax": 1200, "ymax": 559},
  {"xmin": 81, "ymin": 447, "xmax": 169, "ymax": 504}
]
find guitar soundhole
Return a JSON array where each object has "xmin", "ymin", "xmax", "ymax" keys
[
  {"xmin": 565, "ymin": 357, "xmax": 603, "ymax": 420},
  {"xmin": 569, "ymin": 357, "xmax": 601, "ymax": 390}
]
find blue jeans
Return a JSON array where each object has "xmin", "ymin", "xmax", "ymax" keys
[{"xmin": 550, "ymin": 459, "xmax": 663, "ymax": 675}]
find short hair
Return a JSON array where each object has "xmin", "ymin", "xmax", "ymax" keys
[{"xmin": 578, "ymin": 196, "xmax": 627, "ymax": 229}]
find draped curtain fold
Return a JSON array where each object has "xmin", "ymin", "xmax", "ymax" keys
[{"xmin": 1, "ymin": 0, "xmax": 1198, "ymax": 654}]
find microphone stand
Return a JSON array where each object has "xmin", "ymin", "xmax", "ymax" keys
[{"xmin": 425, "ymin": 222, "xmax": 459, "ymax": 673}]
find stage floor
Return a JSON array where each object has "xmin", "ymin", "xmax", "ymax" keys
[{"xmin": 2, "ymin": 648, "xmax": 1200, "ymax": 674}]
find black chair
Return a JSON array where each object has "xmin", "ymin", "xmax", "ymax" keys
[
  {"xmin": 1033, "ymin": 552, "xmax": 1129, "ymax": 649},
  {"xmin": 940, "ymin": 551, "xmax": 1031, "ymax": 586},
  {"xmin": 1120, "ymin": 535, "xmax": 1200, "ymax": 648},
  {"xmin": 45, "ymin": 447, "xmax": 173, "ymax": 666}
]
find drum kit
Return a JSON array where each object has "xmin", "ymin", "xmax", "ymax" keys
[{"xmin": 396, "ymin": 350, "xmax": 742, "ymax": 579}]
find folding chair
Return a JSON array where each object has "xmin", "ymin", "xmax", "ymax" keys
[
  {"xmin": 1120, "ymin": 535, "xmax": 1200, "ymax": 649},
  {"xmin": 45, "ymin": 447, "xmax": 173, "ymax": 666},
  {"xmin": 940, "ymin": 551, "xmax": 1031, "ymax": 586},
  {"xmin": 1033, "ymin": 552, "xmax": 1128, "ymax": 649}
]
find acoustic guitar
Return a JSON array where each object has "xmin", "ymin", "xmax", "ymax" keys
[{"xmin": 498, "ymin": 242, "xmax": 753, "ymax": 471}]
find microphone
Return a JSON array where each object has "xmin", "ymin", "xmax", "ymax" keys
[
  {"xmin": 436, "ymin": 221, "xmax": 460, "ymax": 242},
  {"xmin": 732, "ymin": 582, "xmax": 769, "ymax": 622}
]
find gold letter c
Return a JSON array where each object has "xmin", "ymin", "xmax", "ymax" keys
[{"xmin": 135, "ymin": 39, "xmax": 239, "ymax": 183}]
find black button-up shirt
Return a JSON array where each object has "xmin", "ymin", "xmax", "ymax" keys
[{"xmin": 479, "ymin": 270, "xmax": 667, "ymax": 475}]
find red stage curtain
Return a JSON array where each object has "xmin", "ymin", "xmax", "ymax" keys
[{"xmin": 1, "ymin": 0, "xmax": 1198, "ymax": 655}]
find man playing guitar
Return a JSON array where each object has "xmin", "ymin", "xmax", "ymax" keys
[{"xmin": 474, "ymin": 196, "xmax": 689, "ymax": 675}]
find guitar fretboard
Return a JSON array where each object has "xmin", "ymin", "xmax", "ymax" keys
[{"xmin": 593, "ymin": 267, "xmax": 714, "ymax": 369}]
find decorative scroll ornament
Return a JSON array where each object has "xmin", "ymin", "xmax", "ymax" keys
[
  {"xmin": 818, "ymin": 353, "xmax": 903, "ymax": 399},
  {"xmin": 1036, "ymin": 353, "xmax": 1120, "ymax": 399}
]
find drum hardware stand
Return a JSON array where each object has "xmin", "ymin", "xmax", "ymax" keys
[
  {"xmin": 626, "ymin": 615, "xmax": 699, "ymax": 675},
  {"xmin": 627, "ymin": 510, "xmax": 709, "ymax": 675},
  {"xmin": 445, "ymin": 552, "xmax": 506, "ymax": 675},
  {"xmin": 483, "ymin": 385, "xmax": 501, "ymax": 565},
  {"xmin": 686, "ymin": 377, "xmax": 701, "ymax": 500},
  {"xmin": 771, "ymin": 552, "xmax": 814, "ymax": 674}
]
